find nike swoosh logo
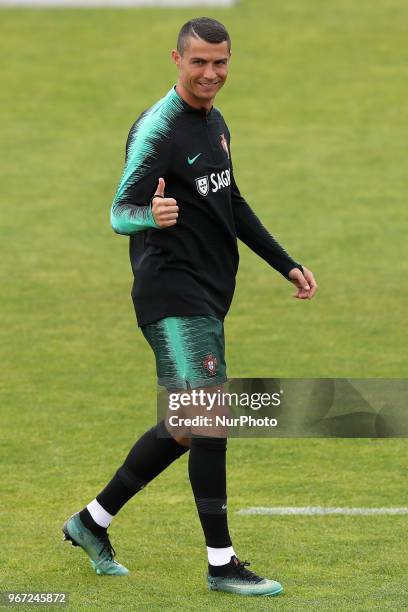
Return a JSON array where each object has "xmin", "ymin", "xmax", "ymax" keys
[{"xmin": 187, "ymin": 153, "xmax": 202, "ymax": 165}]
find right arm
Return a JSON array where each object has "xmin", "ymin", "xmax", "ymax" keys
[{"xmin": 110, "ymin": 117, "xmax": 173, "ymax": 235}]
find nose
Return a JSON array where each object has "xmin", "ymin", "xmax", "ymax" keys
[{"xmin": 203, "ymin": 64, "xmax": 217, "ymax": 81}]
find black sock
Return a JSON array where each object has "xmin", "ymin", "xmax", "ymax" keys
[
  {"xmin": 92, "ymin": 420, "xmax": 188, "ymax": 517},
  {"xmin": 79, "ymin": 507, "xmax": 107, "ymax": 537},
  {"xmin": 188, "ymin": 435, "xmax": 232, "ymax": 548},
  {"xmin": 208, "ymin": 556, "xmax": 240, "ymax": 576}
]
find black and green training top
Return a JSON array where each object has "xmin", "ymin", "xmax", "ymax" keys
[{"xmin": 111, "ymin": 86, "xmax": 302, "ymax": 327}]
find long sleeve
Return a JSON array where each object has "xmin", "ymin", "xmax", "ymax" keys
[
  {"xmin": 111, "ymin": 106, "xmax": 174, "ymax": 236},
  {"xmin": 230, "ymin": 160, "xmax": 302, "ymax": 279}
]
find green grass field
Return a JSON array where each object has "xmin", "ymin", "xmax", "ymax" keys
[{"xmin": 1, "ymin": 0, "xmax": 408, "ymax": 609}]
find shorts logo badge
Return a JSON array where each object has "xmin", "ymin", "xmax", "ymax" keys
[
  {"xmin": 196, "ymin": 175, "xmax": 209, "ymax": 196},
  {"xmin": 220, "ymin": 133, "xmax": 230, "ymax": 159},
  {"xmin": 203, "ymin": 354, "xmax": 218, "ymax": 376}
]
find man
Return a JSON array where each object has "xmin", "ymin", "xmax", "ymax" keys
[{"xmin": 63, "ymin": 17, "xmax": 317, "ymax": 597}]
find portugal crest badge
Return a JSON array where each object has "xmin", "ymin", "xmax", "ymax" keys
[
  {"xmin": 220, "ymin": 133, "xmax": 230, "ymax": 159},
  {"xmin": 203, "ymin": 354, "xmax": 218, "ymax": 376},
  {"xmin": 195, "ymin": 175, "xmax": 209, "ymax": 196}
]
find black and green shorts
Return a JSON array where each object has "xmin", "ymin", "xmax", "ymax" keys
[{"xmin": 141, "ymin": 315, "xmax": 227, "ymax": 391}]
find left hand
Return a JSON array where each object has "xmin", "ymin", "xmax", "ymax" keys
[{"xmin": 288, "ymin": 266, "xmax": 318, "ymax": 300}]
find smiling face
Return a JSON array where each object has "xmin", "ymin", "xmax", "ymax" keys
[{"xmin": 172, "ymin": 36, "xmax": 231, "ymax": 111}]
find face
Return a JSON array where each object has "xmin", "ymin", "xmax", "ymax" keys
[{"xmin": 172, "ymin": 36, "xmax": 230, "ymax": 108}]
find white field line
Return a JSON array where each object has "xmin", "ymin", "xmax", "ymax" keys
[
  {"xmin": 237, "ymin": 507, "xmax": 408, "ymax": 516},
  {"xmin": 0, "ymin": 0, "xmax": 236, "ymax": 6}
]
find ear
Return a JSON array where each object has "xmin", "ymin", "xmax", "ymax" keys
[{"xmin": 171, "ymin": 49, "xmax": 181, "ymax": 67}]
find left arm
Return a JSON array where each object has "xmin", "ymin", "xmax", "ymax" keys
[
  {"xmin": 230, "ymin": 161, "xmax": 317, "ymax": 299},
  {"xmin": 231, "ymin": 166, "xmax": 300, "ymax": 278}
]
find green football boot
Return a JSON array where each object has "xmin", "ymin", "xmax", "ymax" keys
[
  {"xmin": 62, "ymin": 513, "xmax": 129, "ymax": 576},
  {"xmin": 207, "ymin": 556, "xmax": 283, "ymax": 596}
]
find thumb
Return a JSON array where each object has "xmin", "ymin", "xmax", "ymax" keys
[
  {"xmin": 289, "ymin": 267, "xmax": 310, "ymax": 290},
  {"xmin": 300, "ymin": 274, "xmax": 310, "ymax": 291},
  {"xmin": 155, "ymin": 177, "xmax": 165, "ymax": 198}
]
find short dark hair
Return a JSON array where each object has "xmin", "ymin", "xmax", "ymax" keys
[{"xmin": 177, "ymin": 17, "xmax": 231, "ymax": 55}]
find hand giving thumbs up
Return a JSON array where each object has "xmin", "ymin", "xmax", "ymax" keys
[{"xmin": 151, "ymin": 178, "xmax": 179, "ymax": 228}]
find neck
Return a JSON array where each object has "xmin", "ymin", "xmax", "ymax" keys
[{"xmin": 175, "ymin": 83, "xmax": 213, "ymax": 113}]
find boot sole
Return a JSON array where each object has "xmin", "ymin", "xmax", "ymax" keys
[{"xmin": 62, "ymin": 521, "xmax": 79, "ymax": 547}]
